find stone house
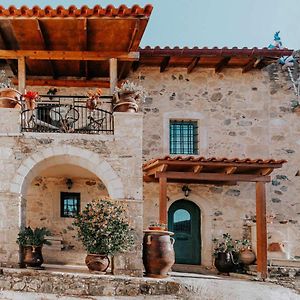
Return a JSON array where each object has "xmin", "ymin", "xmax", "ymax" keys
[{"xmin": 0, "ymin": 4, "xmax": 299, "ymax": 279}]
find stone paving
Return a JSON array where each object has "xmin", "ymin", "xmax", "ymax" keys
[{"xmin": 0, "ymin": 268, "xmax": 300, "ymax": 300}]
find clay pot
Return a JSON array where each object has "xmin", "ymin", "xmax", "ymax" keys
[
  {"xmin": 85, "ymin": 254, "xmax": 110, "ymax": 273},
  {"xmin": 214, "ymin": 252, "xmax": 236, "ymax": 273},
  {"xmin": 23, "ymin": 246, "xmax": 44, "ymax": 268},
  {"xmin": 143, "ymin": 230, "xmax": 175, "ymax": 278},
  {"xmin": 25, "ymin": 98, "xmax": 36, "ymax": 110},
  {"xmin": 0, "ymin": 88, "xmax": 22, "ymax": 109},
  {"xmin": 113, "ymin": 92, "xmax": 138, "ymax": 113},
  {"xmin": 239, "ymin": 249, "xmax": 256, "ymax": 265}
]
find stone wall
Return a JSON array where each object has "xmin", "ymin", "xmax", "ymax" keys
[
  {"xmin": 0, "ymin": 111, "xmax": 144, "ymax": 275},
  {"xmin": 127, "ymin": 63, "xmax": 300, "ymax": 266}
]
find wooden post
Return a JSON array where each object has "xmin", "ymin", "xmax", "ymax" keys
[
  {"xmin": 109, "ymin": 58, "xmax": 117, "ymax": 95},
  {"xmin": 159, "ymin": 176, "xmax": 167, "ymax": 225},
  {"xmin": 256, "ymin": 181, "xmax": 268, "ymax": 279},
  {"xmin": 18, "ymin": 57, "xmax": 26, "ymax": 93}
]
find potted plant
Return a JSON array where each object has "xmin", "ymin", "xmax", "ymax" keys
[
  {"xmin": 16, "ymin": 227, "xmax": 52, "ymax": 268},
  {"xmin": 0, "ymin": 69, "xmax": 22, "ymax": 108},
  {"xmin": 23, "ymin": 90, "xmax": 40, "ymax": 110},
  {"xmin": 86, "ymin": 88, "xmax": 102, "ymax": 110},
  {"xmin": 73, "ymin": 199, "xmax": 134, "ymax": 273},
  {"xmin": 148, "ymin": 222, "xmax": 167, "ymax": 231},
  {"xmin": 236, "ymin": 239, "xmax": 256, "ymax": 266},
  {"xmin": 212, "ymin": 233, "xmax": 239, "ymax": 273},
  {"xmin": 113, "ymin": 80, "xmax": 147, "ymax": 113}
]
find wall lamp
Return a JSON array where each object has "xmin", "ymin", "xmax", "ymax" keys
[
  {"xmin": 182, "ymin": 185, "xmax": 191, "ymax": 197},
  {"xmin": 66, "ymin": 178, "xmax": 73, "ymax": 190}
]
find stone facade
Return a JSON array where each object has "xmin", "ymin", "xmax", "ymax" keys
[
  {"xmin": 126, "ymin": 62, "xmax": 300, "ymax": 266},
  {"xmin": 0, "ymin": 60, "xmax": 300, "ymax": 274},
  {"xmin": 0, "ymin": 110, "xmax": 143, "ymax": 275}
]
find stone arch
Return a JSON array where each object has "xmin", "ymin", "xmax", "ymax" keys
[
  {"xmin": 10, "ymin": 145, "xmax": 125, "ymax": 199},
  {"xmin": 167, "ymin": 192, "xmax": 213, "ymax": 266}
]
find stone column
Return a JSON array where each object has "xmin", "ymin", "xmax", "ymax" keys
[
  {"xmin": 0, "ymin": 192, "xmax": 22, "ymax": 267},
  {"xmin": 113, "ymin": 112, "xmax": 144, "ymax": 276}
]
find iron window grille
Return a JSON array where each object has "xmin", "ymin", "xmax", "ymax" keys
[
  {"xmin": 169, "ymin": 120, "xmax": 198, "ymax": 155},
  {"xmin": 60, "ymin": 192, "xmax": 80, "ymax": 218}
]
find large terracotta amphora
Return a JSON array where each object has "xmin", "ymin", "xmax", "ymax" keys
[
  {"xmin": 142, "ymin": 230, "xmax": 175, "ymax": 278},
  {"xmin": 23, "ymin": 246, "xmax": 44, "ymax": 268}
]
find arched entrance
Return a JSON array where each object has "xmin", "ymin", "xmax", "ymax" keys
[{"xmin": 168, "ymin": 199, "xmax": 201, "ymax": 264}]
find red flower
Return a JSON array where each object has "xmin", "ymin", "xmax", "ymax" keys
[{"xmin": 23, "ymin": 91, "xmax": 39, "ymax": 100}]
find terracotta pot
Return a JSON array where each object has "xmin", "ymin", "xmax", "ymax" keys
[
  {"xmin": 0, "ymin": 88, "xmax": 22, "ymax": 109},
  {"xmin": 239, "ymin": 249, "xmax": 256, "ymax": 265},
  {"xmin": 85, "ymin": 254, "xmax": 110, "ymax": 273},
  {"xmin": 86, "ymin": 98, "xmax": 98, "ymax": 110},
  {"xmin": 113, "ymin": 101, "xmax": 138, "ymax": 113},
  {"xmin": 143, "ymin": 230, "xmax": 175, "ymax": 278},
  {"xmin": 23, "ymin": 246, "xmax": 44, "ymax": 268},
  {"xmin": 214, "ymin": 252, "xmax": 236, "ymax": 273}
]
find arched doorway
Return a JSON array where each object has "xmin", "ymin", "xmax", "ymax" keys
[{"xmin": 168, "ymin": 199, "xmax": 201, "ymax": 264}]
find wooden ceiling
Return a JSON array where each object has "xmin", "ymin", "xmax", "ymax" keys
[{"xmin": 0, "ymin": 5, "xmax": 153, "ymax": 82}]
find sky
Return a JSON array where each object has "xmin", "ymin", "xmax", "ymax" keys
[{"xmin": 1, "ymin": 0, "xmax": 299, "ymax": 49}]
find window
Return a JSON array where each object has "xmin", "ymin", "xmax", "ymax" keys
[
  {"xmin": 60, "ymin": 192, "xmax": 80, "ymax": 218},
  {"xmin": 169, "ymin": 120, "xmax": 198, "ymax": 154}
]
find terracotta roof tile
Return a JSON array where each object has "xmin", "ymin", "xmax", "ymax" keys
[
  {"xmin": 0, "ymin": 4, "xmax": 153, "ymax": 18},
  {"xmin": 143, "ymin": 156, "xmax": 287, "ymax": 168},
  {"xmin": 139, "ymin": 46, "xmax": 293, "ymax": 57}
]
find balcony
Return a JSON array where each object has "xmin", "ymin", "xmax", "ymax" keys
[{"xmin": 21, "ymin": 95, "xmax": 114, "ymax": 134}]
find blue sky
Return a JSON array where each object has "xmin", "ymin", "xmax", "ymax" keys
[{"xmin": 1, "ymin": 0, "xmax": 299, "ymax": 49}]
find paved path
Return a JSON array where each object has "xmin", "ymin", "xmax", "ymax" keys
[{"xmin": 0, "ymin": 272, "xmax": 299, "ymax": 300}]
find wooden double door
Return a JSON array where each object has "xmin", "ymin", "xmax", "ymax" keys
[{"xmin": 168, "ymin": 199, "xmax": 201, "ymax": 265}]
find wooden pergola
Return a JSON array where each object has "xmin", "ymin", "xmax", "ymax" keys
[
  {"xmin": 0, "ymin": 4, "xmax": 153, "ymax": 92},
  {"xmin": 143, "ymin": 156, "xmax": 287, "ymax": 279}
]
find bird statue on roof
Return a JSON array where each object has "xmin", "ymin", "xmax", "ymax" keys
[{"xmin": 268, "ymin": 31, "xmax": 283, "ymax": 49}]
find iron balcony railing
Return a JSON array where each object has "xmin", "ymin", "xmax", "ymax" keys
[{"xmin": 21, "ymin": 95, "xmax": 114, "ymax": 134}]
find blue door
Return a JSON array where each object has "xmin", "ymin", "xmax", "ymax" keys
[{"xmin": 168, "ymin": 200, "xmax": 201, "ymax": 264}]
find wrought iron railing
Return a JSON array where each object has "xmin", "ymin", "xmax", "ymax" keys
[{"xmin": 21, "ymin": 95, "xmax": 114, "ymax": 134}]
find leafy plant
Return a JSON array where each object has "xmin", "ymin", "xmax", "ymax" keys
[
  {"xmin": 16, "ymin": 227, "xmax": 52, "ymax": 247},
  {"xmin": 212, "ymin": 233, "xmax": 238, "ymax": 256},
  {"xmin": 0, "ymin": 70, "xmax": 12, "ymax": 89},
  {"xmin": 73, "ymin": 199, "xmax": 134, "ymax": 255},
  {"xmin": 114, "ymin": 80, "xmax": 147, "ymax": 104},
  {"xmin": 236, "ymin": 239, "xmax": 252, "ymax": 251}
]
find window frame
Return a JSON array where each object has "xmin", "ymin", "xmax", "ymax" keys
[
  {"xmin": 60, "ymin": 192, "xmax": 81, "ymax": 218},
  {"xmin": 169, "ymin": 119, "xmax": 198, "ymax": 155}
]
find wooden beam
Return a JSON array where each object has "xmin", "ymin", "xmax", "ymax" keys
[
  {"xmin": 242, "ymin": 58, "xmax": 256, "ymax": 73},
  {"xmin": 215, "ymin": 57, "xmax": 231, "ymax": 73},
  {"xmin": 258, "ymin": 168, "xmax": 273, "ymax": 176},
  {"xmin": 35, "ymin": 19, "xmax": 56, "ymax": 78},
  {"xmin": 18, "ymin": 57, "xmax": 25, "ymax": 93},
  {"xmin": 193, "ymin": 165, "xmax": 203, "ymax": 173},
  {"xmin": 110, "ymin": 58, "xmax": 118, "ymax": 95},
  {"xmin": 127, "ymin": 20, "xmax": 140, "ymax": 51},
  {"xmin": 0, "ymin": 50, "xmax": 140, "ymax": 61},
  {"xmin": 160, "ymin": 56, "xmax": 170, "ymax": 72},
  {"xmin": 187, "ymin": 57, "xmax": 200, "ymax": 74},
  {"xmin": 224, "ymin": 166, "xmax": 237, "ymax": 174},
  {"xmin": 159, "ymin": 176, "xmax": 167, "ymax": 225},
  {"xmin": 79, "ymin": 18, "xmax": 88, "ymax": 79},
  {"xmin": 256, "ymin": 182, "xmax": 268, "ymax": 279},
  {"xmin": 155, "ymin": 171, "xmax": 271, "ymax": 183},
  {"xmin": 12, "ymin": 78, "xmax": 110, "ymax": 88},
  {"xmin": 132, "ymin": 61, "xmax": 140, "ymax": 72}
]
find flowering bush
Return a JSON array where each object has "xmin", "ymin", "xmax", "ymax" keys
[{"xmin": 73, "ymin": 199, "xmax": 134, "ymax": 255}]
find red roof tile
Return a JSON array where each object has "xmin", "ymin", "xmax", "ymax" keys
[
  {"xmin": 139, "ymin": 46, "xmax": 294, "ymax": 57},
  {"xmin": 143, "ymin": 156, "xmax": 287, "ymax": 169},
  {"xmin": 0, "ymin": 4, "xmax": 153, "ymax": 18}
]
